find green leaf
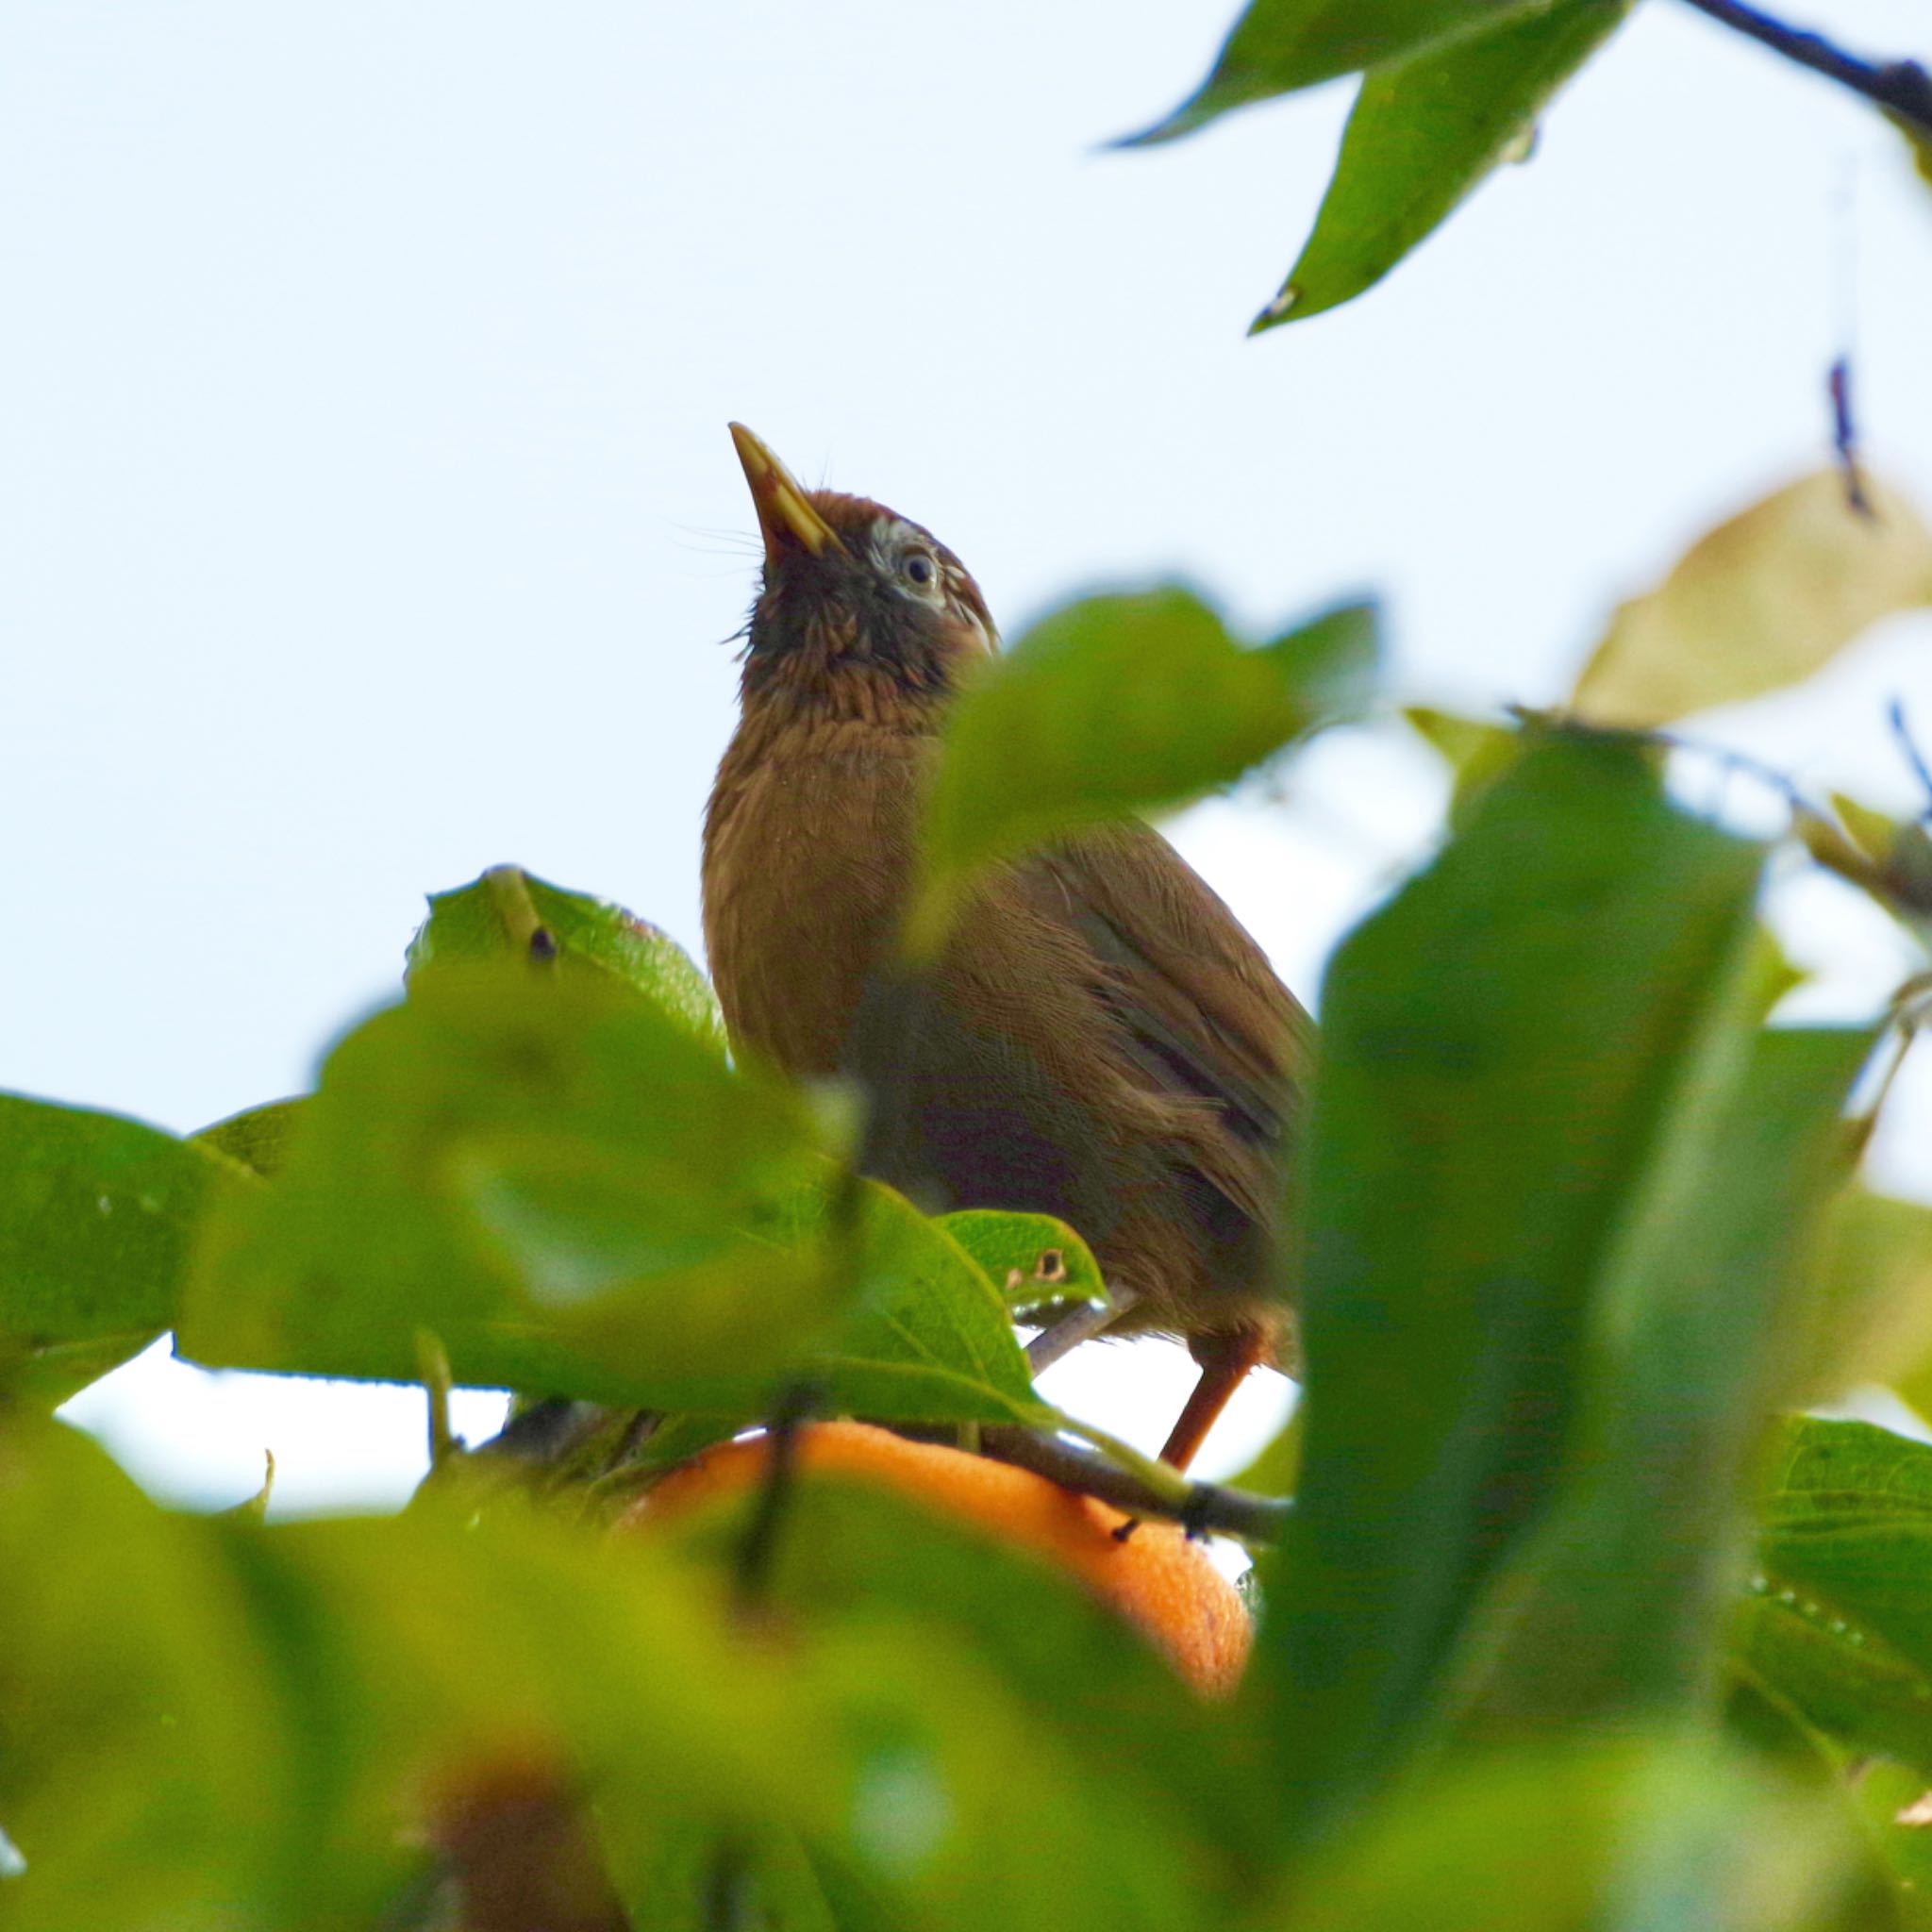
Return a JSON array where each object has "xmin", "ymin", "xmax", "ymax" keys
[
  {"xmin": 938, "ymin": 1209, "xmax": 1108, "ymax": 1317},
  {"xmin": 608, "ymin": 1812, "xmax": 843, "ymax": 1932},
  {"xmin": 179, "ymin": 970, "xmax": 1050, "ymax": 1426},
  {"xmin": 1801, "ymin": 792, "xmax": 1932, "ymax": 938},
  {"xmin": 1404, "ymin": 706, "xmax": 1525, "ymax": 830},
  {"xmin": 1451, "ymin": 1024, "xmax": 1872, "ymax": 1732},
  {"xmin": 822, "ymin": 1183, "xmax": 1055, "ymax": 1424},
  {"xmin": 1735, "ymin": 1418, "xmax": 1932, "ymax": 1779},
  {"xmin": 178, "ymin": 967, "xmax": 846, "ymax": 1409},
  {"xmin": 1254, "ymin": 0, "xmax": 1632, "ymax": 329},
  {"xmin": 909, "ymin": 590, "xmax": 1378, "ymax": 951},
  {"xmin": 1127, "ymin": 0, "xmax": 1556, "ymax": 142},
  {"xmin": 1261, "ymin": 737, "xmax": 1777, "ymax": 1837},
  {"xmin": 1572, "ymin": 470, "xmax": 1932, "ymax": 727},
  {"xmin": 409, "ymin": 864, "xmax": 726, "ymax": 1052},
  {"xmin": 192, "ymin": 1098, "xmax": 306, "ymax": 1178},
  {"xmin": 1793, "ymin": 1188, "xmax": 1932, "ymax": 1410},
  {"xmin": 1849, "ymin": 1757, "xmax": 1932, "ymax": 1929},
  {"xmin": 1277, "ymin": 1736, "xmax": 1863, "ymax": 1932},
  {"xmin": 0, "ymin": 1092, "xmax": 254, "ymax": 1405},
  {"xmin": 1225, "ymin": 1407, "xmax": 1304, "ymax": 1497},
  {"xmin": 0, "ymin": 1418, "xmax": 854, "ymax": 1931}
]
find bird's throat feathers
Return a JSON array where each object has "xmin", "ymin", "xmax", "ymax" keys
[{"xmin": 739, "ymin": 489, "xmax": 993, "ymax": 725}]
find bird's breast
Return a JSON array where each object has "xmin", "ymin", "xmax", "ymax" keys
[{"xmin": 702, "ymin": 718, "xmax": 926, "ymax": 1078}]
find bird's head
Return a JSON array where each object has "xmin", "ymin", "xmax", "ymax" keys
[{"xmin": 729, "ymin": 423, "xmax": 995, "ymax": 719}]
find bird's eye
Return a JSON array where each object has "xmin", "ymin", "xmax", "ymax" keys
[{"xmin": 903, "ymin": 552, "xmax": 936, "ymax": 588}]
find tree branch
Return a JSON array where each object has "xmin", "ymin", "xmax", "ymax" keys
[
  {"xmin": 1677, "ymin": 0, "xmax": 1932, "ymax": 143},
  {"xmin": 979, "ymin": 1425, "xmax": 1291, "ymax": 1543}
]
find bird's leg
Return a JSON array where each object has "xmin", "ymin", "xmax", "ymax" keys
[
  {"xmin": 1024, "ymin": 1289, "xmax": 1141, "ymax": 1376},
  {"xmin": 1159, "ymin": 1326, "xmax": 1270, "ymax": 1474}
]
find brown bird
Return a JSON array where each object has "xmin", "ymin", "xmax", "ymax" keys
[{"xmin": 703, "ymin": 425, "xmax": 1313, "ymax": 1470}]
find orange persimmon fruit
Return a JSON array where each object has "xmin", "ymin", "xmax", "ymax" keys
[{"xmin": 620, "ymin": 1420, "xmax": 1251, "ymax": 1696}]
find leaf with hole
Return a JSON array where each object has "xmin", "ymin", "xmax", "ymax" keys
[{"xmin": 408, "ymin": 865, "xmax": 725, "ymax": 1052}]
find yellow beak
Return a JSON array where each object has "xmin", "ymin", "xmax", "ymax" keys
[{"xmin": 728, "ymin": 423, "xmax": 840, "ymax": 560}]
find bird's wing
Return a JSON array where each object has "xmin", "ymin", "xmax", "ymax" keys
[{"xmin": 1024, "ymin": 821, "xmax": 1313, "ymax": 1224}]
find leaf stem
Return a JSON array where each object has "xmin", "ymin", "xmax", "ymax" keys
[
  {"xmin": 1677, "ymin": 0, "xmax": 1932, "ymax": 142},
  {"xmin": 416, "ymin": 1328, "xmax": 458, "ymax": 1471}
]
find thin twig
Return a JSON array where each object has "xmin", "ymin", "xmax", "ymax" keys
[
  {"xmin": 731, "ymin": 1381, "xmax": 819, "ymax": 1613},
  {"xmin": 1890, "ymin": 700, "xmax": 1932, "ymax": 823},
  {"xmin": 1828, "ymin": 357, "xmax": 1873, "ymax": 519},
  {"xmin": 979, "ymin": 1425, "xmax": 1291, "ymax": 1543},
  {"xmin": 1677, "ymin": 0, "xmax": 1932, "ymax": 143}
]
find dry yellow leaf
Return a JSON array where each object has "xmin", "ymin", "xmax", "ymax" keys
[{"xmin": 1572, "ymin": 469, "xmax": 1932, "ymax": 728}]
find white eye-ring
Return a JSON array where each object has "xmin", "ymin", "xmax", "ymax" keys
[{"xmin": 903, "ymin": 551, "xmax": 937, "ymax": 589}]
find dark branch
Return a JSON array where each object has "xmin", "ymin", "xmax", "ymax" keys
[
  {"xmin": 1678, "ymin": 0, "xmax": 1932, "ymax": 142},
  {"xmin": 979, "ymin": 1425, "xmax": 1291, "ymax": 1543},
  {"xmin": 1828, "ymin": 357, "xmax": 1873, "ymax": 520}
]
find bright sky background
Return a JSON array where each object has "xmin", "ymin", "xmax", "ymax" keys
[{"xmin": 5, "ymin": 1, "xmax": 1930, "ymax": 1514}]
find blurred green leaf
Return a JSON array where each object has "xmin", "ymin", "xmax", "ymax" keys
[
  {"xmin": 1803, "ymin": 791, "xmax": 1932, "ymax": 934},
  {"xmin": 1275, "ymin": 1735, "xmax": 1864, "ymax": 1931},
  {"xmin": 909, "ymin": 590, "xmax": 1378, "ymax": 951},
  {"xmin": 609, "ymin": 1812, "xmax": 841, "ymax": 1932},
  {"xmin": 178, "ymin": 967, "xmax": 846, "ymax": 1408},
  {"xmin": 0, "ymin": 1417, "xmax": 853, "ymax": 1932},
  {"xmin": 1404, "ymin": 705, "xmax": 1524, "ymax": 829},
  {"xmin": 1127, "ymin": 0, "xmax": 1553, "ymax": 142},
  {"xmin": 409, "ymin": 864, "xmax": 726, "ymax": 1053},
  {"xmin": 1226, "ymin": 1407, "xmax": 1304, "ymax": 1498},
  {"xmin": 178, "ymin": 970, "xmax": 1050, "ymax": 1426},
  {"xmin": 1453, "ymin": 1024, "xmax": 1871, "ymax": 1733},
  {"xmin": 192, "ymin": 1098, "xmax": 305, "ymax": 1178},
  {"xmin": 1262, "ymin": 737, "xmax": 1784, "ymax": 1837},
  {"xmin": 1253, "ymin": 0, "xmax": 1632, "ymax": 329},
  {"xmin": 0, "ymin": 1420, "xmax": 393, "ymax": 1929},
  {"xmin": 1735, "ymin": 1418, "xmax": 1932, "ymax": 1780},
  {"xmin": 1572, "ymin": 470, "xmax": 1932, "ymax": 727},
  {"xmin": 1796, "ymin": 1187, "xmax": 1932, "ymax": 1410},
  {"xmin": 1850, "ymin": 1756, "xmax": 1932, "ymax": 1929},
  {"xmin": 0, "ymin": 1092, "xmax": 254, "ymax": 1406}
]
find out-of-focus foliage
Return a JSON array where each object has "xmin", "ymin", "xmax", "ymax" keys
[
  {"xmin": 1254, "ymin": 738, "xmax": 1869, "ymax": 1836},
  {"xmin": 171, "ymin": 968, "xmax": 1052, "ymax": 1429},
  {"xmin": 908, "ymin": 588, "xmax": 1377, "ymax": 950},
  {"xmin": 10, "ymin": 716, "xmax": 1931, "ymax": 1926},
  {"xmin": 10, "ymin": 25, "xmax": 1932, "ymax": 1894},
  {"xmin": 1572, "ymin": 471, "xmax": 1932, "ymax": 727},
  {"xmin": 0, "ymin": 1094, "xmax": 255, "ymax": 1405},
  {"xmin": 193, "ymin": 1100, "xmax": 306, "ymax": 1180}
]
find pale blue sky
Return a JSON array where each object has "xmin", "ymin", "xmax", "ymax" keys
[{"xmin": 6, "ymin": 1, "xmax": 1929, "ymax": 1508}]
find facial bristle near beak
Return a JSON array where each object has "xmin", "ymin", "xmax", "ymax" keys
[{"xmin": 729, "ymin": 423, "xmax": 841, "ymax": 562}]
